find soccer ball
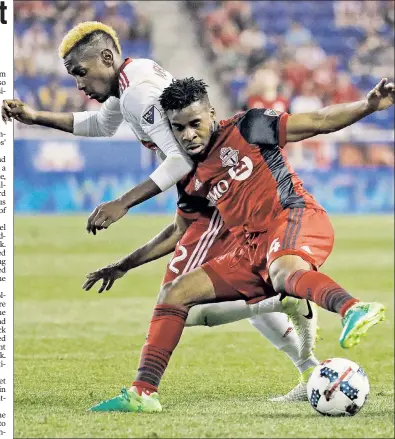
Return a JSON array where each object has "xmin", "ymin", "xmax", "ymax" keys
[{"xmin": 307, "ymin": 358, "xmax": 370, "ymax": 416}]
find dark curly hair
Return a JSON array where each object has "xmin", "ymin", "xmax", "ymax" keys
[{"xmin": 159, "ymin": 78, "xmax": 210, "ymax": 112}]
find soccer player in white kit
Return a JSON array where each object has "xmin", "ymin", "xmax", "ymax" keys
[{"xmin": 2, "ymin": 21, "xmax": 320, "ymax": 401}]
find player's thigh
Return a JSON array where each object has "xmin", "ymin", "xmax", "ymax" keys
[
  {"xmin": 202, "ymin": 246, "xmax": 273, "ymax": 303},
  {"xmin": 162, "ymin": 215, "xmax": 232, "ymax": 285},
  {"xmin": 159, "ymin": 267, "xmax": 216, "ymax": 307},
  {"xmin": 264, "ymin": 207, "xmax": 335, "ymax": 280}
]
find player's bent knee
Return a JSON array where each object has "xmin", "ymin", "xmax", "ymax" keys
[
  {"xmin": 270, "ymin": 270, "xmax": 288, "ymax": 293},
  {"xmin": 269, "ymin": 255, "xmax": 311, "ymax": 293},
  {"xmin": 157, "ymin": 280, "xmax": 184, "ymax": 306},
  {"xmin": 157, "ymin": 282, "xmax": 171, "ymax": 304},
  {"xmin": 269, "ymin": 261, "xmax": 292, "ymax": 293},
  {"xmin": 159, "ymin": 268, "xmax": 216, "ymax": 308},
  {"xmin": 157, "ymin": 277, "xmax": 193, "ymax": 307}
]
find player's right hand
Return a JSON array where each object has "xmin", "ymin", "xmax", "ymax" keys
[
  {"xmin": 82, "ymin": 262, "xmax": 127, "ymax": 293},
  {"xmin": 1, "ymin": 99, "xmax": 36, "ymax": 125},
  {"xmin": 86, "ymin": 199, "xmax": 129, "ymax": 235}
]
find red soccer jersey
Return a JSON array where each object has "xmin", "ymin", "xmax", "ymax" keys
[
  {"xmin": 184, "ymin": 109, "xmax": 324, "ymax": 233},
  {"xmin": 176, "ymin": 175, "xmax": 217, "ymax": 220},
  {"xmin": 140, "ymin": 137, "xmax": 216, "ymax": 220}
]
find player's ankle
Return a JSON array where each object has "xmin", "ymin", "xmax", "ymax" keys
[
  {"xmin": 131, "ymin": 381, "xmax": 158, "ymax": 395},
  {"xmin": 300, "ymin": 365, "xmax": 317, "ymax": 383},
  {"xmin": 130, "ymin": 385, "xmax": 155, "ymax": 396},
  {"xmin": 339, "ymin": 299, "xmax": 360, "ymax": 317},
  {"xmin": 297, "ymin": 356, "xmax": 320, "ymax": 375}
]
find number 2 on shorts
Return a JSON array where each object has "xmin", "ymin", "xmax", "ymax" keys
[{"xmin": 169, "ymin": 245, "xmax": 188, "ymax": 274}]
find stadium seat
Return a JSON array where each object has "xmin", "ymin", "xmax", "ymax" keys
[
  {"xmin": 60, "ymin": 78, "xmax": 75, "ymax": 88},
  {"xmin": 15, "ymin": 21, "xmax": 29, "ymax": 35},
  {"xmin": 338, "ymin": 27, "xmax": 366, "ymax": 43},
  {"xmin": 118, "ymin": 2, "xmax": 135, "ymax": 20},
  {"xmin": 121, "ymin": 40, "xmax": 152, "ymax": 58},
  {"xmin": 230, "ymin": 78, "xmax": 247, "ymax": 103},
  {"xmin": 360, "ymin": 106, "xmax": 394, "ymax": 128},
  {"xmin": 93, "ymin": 1, "xmax": 106, "ymax": 17}
]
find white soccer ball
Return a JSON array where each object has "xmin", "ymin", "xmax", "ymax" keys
[{"xmin": 307, "ymin": 358, "xmax": 370, "ymax": 416}]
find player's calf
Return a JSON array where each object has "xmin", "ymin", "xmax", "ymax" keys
[
  {"xmin": 269, "ymin": 254, "xmax": 358, "ymax": 315},
  {"xmin": 269, "ymin": 254, "xmax": 385, "ymax": 348},
  {"xmin": 130, "ymin": 268, "xmax": 217, "ymax": 398}
]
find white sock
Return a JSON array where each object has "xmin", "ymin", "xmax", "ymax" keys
[
  {"xmin": 249, "ymin": 312, "xmax": 301, "ymax": 365},
  {"xmin": 249, "ymin": 312, "xmax": 320, "ymax": 374},
  {"xmin": 186, "ymin": 295, "xmax": 285, "ymax": 327},
  {"xmin": 186, "ymin": 300, "xmax": 253, "ymax": 327},
  {"xmin": 296, "ymin": 356, "xmax": 320, "ymax": 374},
  {"xmin": 186, "ymin": 299, "xmax": 320, "ymax": 375},
  {"xmin": 249, "ymin": 294, "xmax": 283, "ymax": 314}
]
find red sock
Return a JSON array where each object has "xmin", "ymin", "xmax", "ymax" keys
[
  {"xmin": 285, "ymin": 270, "xmax": 359, "ymax": 316},
  {"xmin": 132, "ymin": 304, "xmax": 188, "ymax": 394}
]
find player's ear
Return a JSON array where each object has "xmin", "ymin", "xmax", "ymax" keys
[
  {"xmin": 209, "ymin": 106, "xmax": 216, "ymax": 122},
  {"xmin": 101, "ymin": 49, "xmax": 114, "ymax": 67}
]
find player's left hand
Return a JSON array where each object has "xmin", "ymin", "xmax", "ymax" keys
[
  {"xmin": 366, "ymin": 78, "xmax": 395, "ymax": 111},
  {"xmin": 86, "ymin": 199, "xmax": 128, "ymax": 235},
  {"xmin": 82, "ymin": 263, "xmax": 127, "ymax": 293}
]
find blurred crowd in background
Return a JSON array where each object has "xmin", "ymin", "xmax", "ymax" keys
[
  {"xmin": 14, "ymin": 0, "xmax": 394, "ymax": 168},
  {"xmin": 186, "ymin": 0, "xmax": 394, "ymax": 167},
  {"xmin": 187, "ymin": 1, "xmax": 394, "ymax": 123},
  {"xmin": 14, "ymin": 0, "xmax": 152, "ymax": 112}
]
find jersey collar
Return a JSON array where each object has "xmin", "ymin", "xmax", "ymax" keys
[
  {"xmin": 119, "ymin": 58, "xmax": 133, "ymax": 93},
  {"xmin": 120, "ymin": 57, "xmax": 133, "ymax": 72}
]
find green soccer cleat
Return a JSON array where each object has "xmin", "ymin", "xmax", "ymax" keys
[
  {"xmin": 88, "ymin": 387, "xmax": 162, "ymax": 413},
  {"xmin": 339, "ymin": 302, "xmax": 386, "ymax": 349}
]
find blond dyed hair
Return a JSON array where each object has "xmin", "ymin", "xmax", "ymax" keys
[{"xmin": 58, "ymin": 21, "xmax": 121, "ymax": 59}]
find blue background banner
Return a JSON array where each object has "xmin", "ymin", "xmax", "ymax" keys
[{"xmin": 14, "ymin": 139, "xmax": 394, "ymax": 214}]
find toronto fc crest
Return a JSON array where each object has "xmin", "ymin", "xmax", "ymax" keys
[{"xmin": 220, "ymin": 147, "xmax": 239, "ymax": 167}]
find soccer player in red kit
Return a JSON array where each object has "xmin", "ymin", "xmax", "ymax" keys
[
  {"xmin": 88, "ymin": 77, "xmax": 393, "ymax": 412},
  {"xmin": 84, "ymin": 179, "xmax": 321, "ymax": 401}
]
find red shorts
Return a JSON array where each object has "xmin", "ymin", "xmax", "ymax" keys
[
  {"xmin": 162, "ymin": 209, "xmax": 238, "ymax": 285},
  {"xmin": 202, "ymin": 207, "xmax": 334, "ymax": 303}
]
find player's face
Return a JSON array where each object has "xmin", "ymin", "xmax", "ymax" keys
[
  {"xmin": 167, "ymin": 101, "xmax": 215, "ymax": 156},
  {"xmin": 64, "ymin": 51, "xmax": 117, "ymax": 103}
]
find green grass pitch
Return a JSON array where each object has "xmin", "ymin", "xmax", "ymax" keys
[{"xmin": 15, "ymin": 215, "xmax": 394, "ymax": 438}]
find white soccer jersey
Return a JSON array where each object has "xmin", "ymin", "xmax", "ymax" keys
[{"xmin": 72, "ymin": 58, "xmax": 193, "ymax": 191}]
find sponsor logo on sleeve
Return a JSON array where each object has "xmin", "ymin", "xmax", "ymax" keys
[
  {"xmin": 264, "ymin": 109, "xmax": 279, "ymax": 117},
  {"xmin": 142, "ymin": 105, "xmax": 161, "ymax": 125}
]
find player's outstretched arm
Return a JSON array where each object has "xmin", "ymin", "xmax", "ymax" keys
[
  {"xmin": 1, "ymin": 97, "xmax": 123, "ymax": 137},
  {"xmin": 86, "ymin": 153, "xmax": 193, "ymax": 234},
  {"xmin": 286, "ymin": 78, "xmax": 395, "ymax": 143},
  {"xmin": 82, "ymin": 213, "xmax": 192, "ymax": 293},
  {"xmin": 1, "ymin": 99, "xmax": 74, "ymax": 132}
]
